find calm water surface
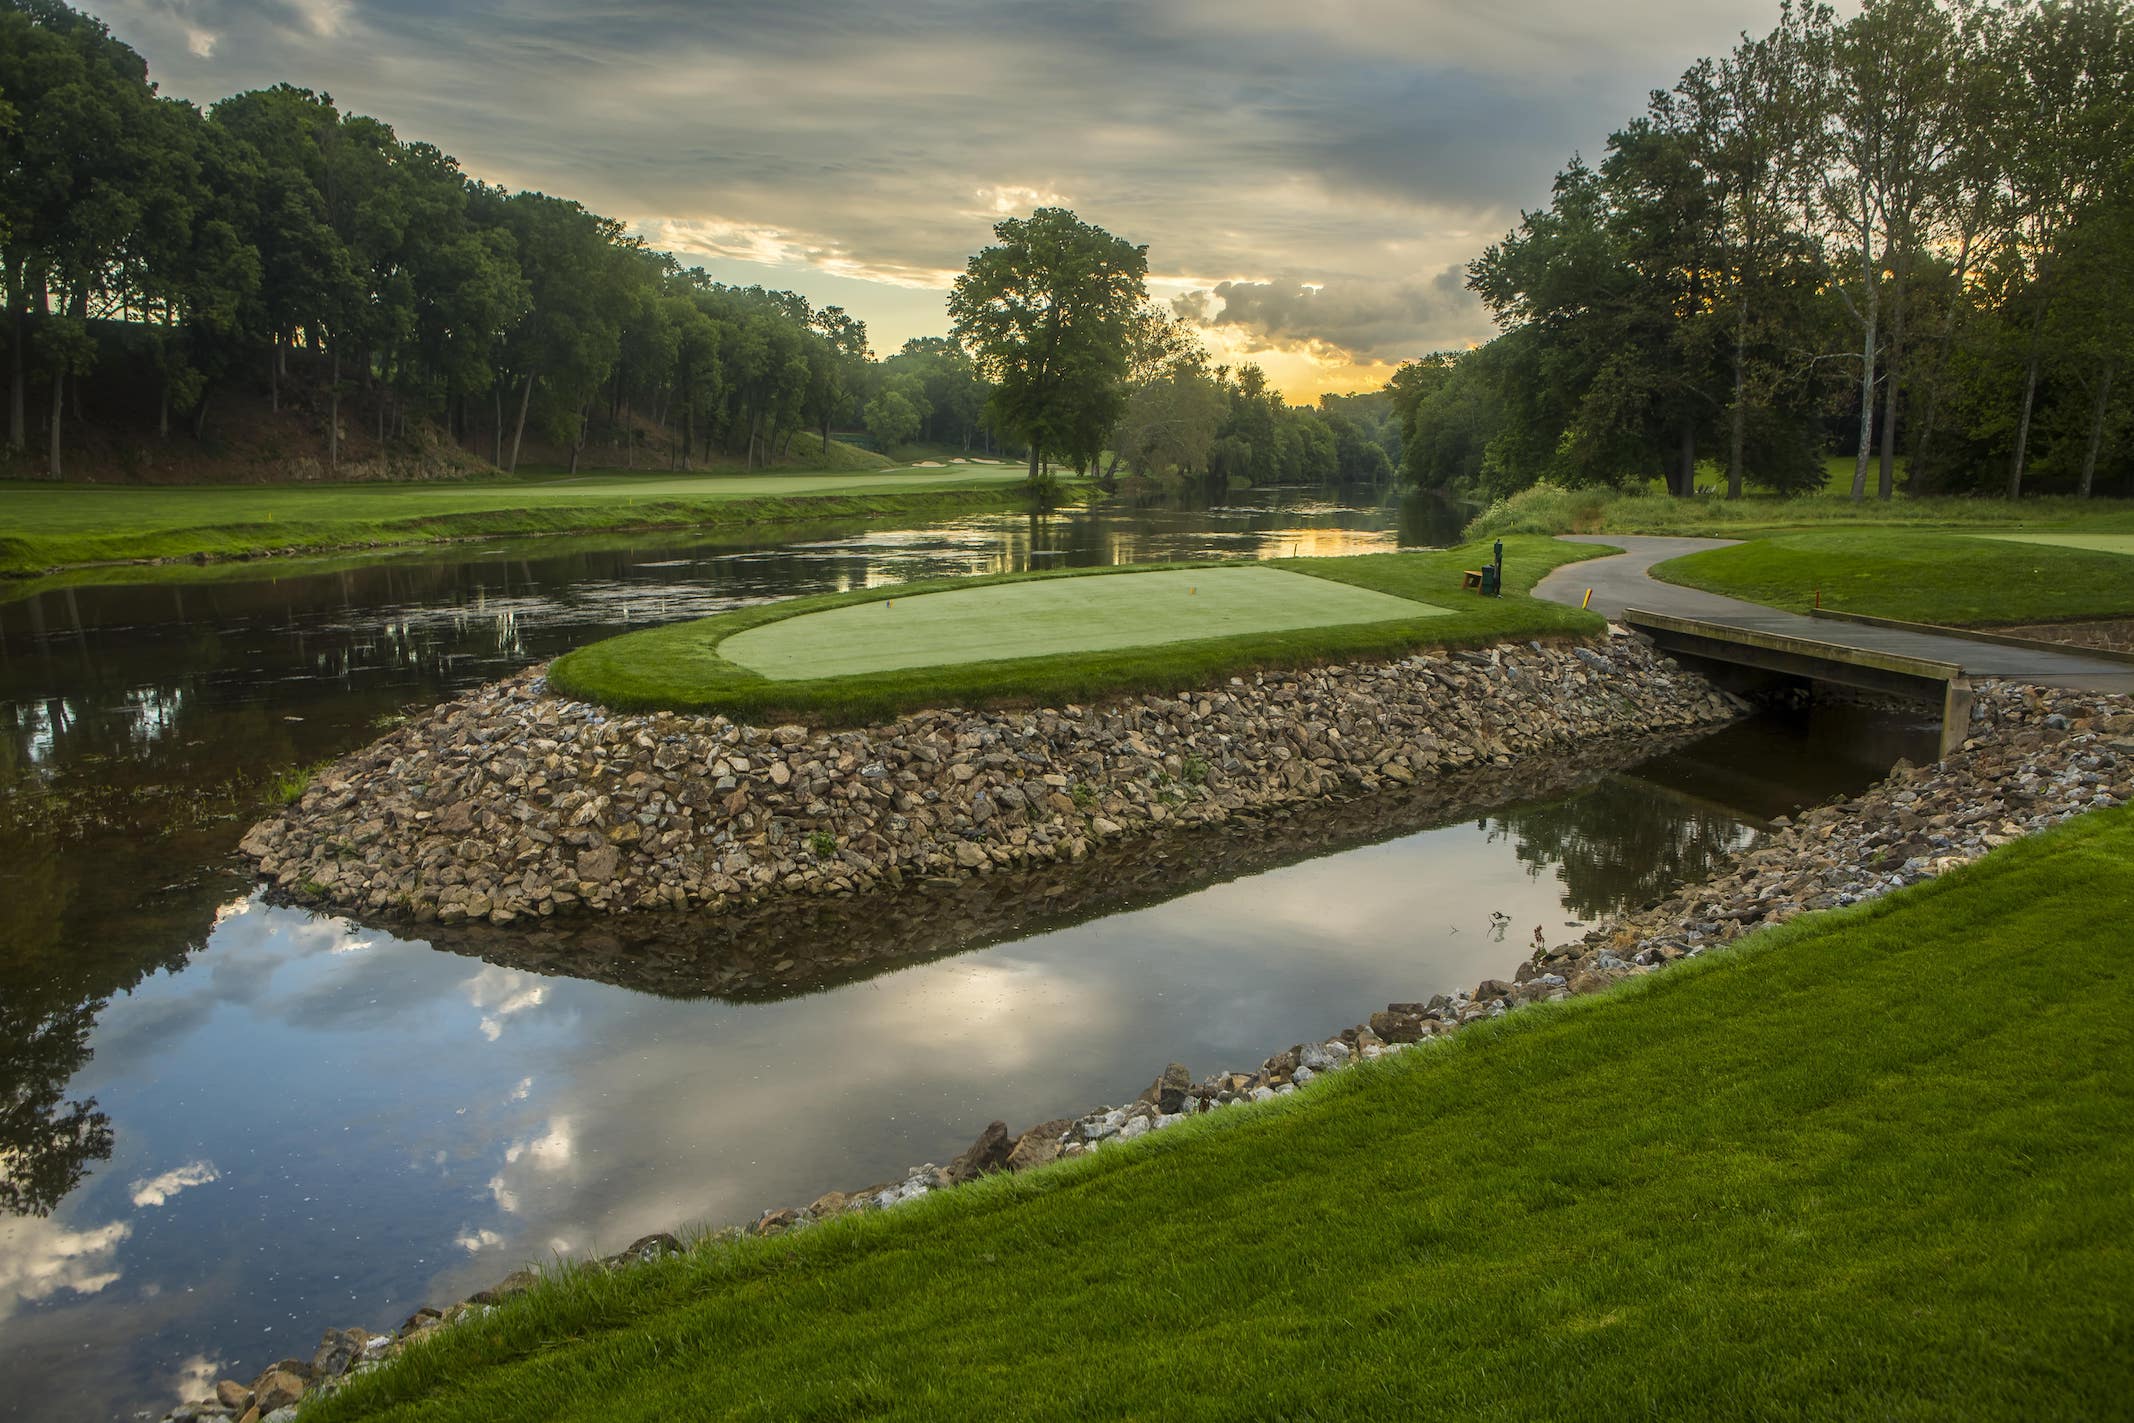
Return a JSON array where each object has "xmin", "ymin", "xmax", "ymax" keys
[{"xmin": 0, "ymin": 490, "xmax": 1935, "ymax": 1419}]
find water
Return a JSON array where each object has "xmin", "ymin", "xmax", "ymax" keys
[{"xmin": 0, "ymin": 488, "xmax": 1935, "ymax": 1419}]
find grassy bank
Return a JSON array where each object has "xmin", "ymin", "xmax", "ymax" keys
[
  {"xmin": 0, "ymin": 464, "xmax": 1035, "ymax": 577},
  {"xmin": 1652, "ymin": 529, "xmax": 2134, "ymax": 626},
  {"xmin": 1464, "ymin": 480, "xmax": 2134, "ymax": 540},
  {"xmin": 548, "ymin": 539, "xmax": 1607, "ymax": 723},
  {"xmin": 311, "ymin": 805, "xmax": 2134, "ymax": 1422}
]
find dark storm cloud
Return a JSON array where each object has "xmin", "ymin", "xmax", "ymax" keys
[{"xmin": 94, "ymin": 0, "xmax": 1785, "ymax": 376}]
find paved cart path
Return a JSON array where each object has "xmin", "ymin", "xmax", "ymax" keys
[{"xmin": 1533, "ymin": 534, "xmax": 2134, "ymax": 694}]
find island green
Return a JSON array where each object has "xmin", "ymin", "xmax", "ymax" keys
[{"xmin": 547, "ymin": 539, "xmax": 1605, "ymax": 723}]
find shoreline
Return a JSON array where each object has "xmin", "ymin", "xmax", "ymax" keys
[
  {"xmin": 164, "ymin": 674, "xmax": 2134, "ymax": 1422},
  {"xmin": 236, "ymin": 633, "xmax": 1742, "ymax": 928},
  {"xmin": 0, "ymin": 477, "xmax": 1048, "ymax": 582}
]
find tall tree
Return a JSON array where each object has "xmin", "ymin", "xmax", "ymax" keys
[{"xmin": 948, "ymin": 207, "xmax": 1148, "ymax": 484}]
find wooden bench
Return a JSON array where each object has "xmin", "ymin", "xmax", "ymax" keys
[{"xmin": 1462, "ymin": 569, "xmax": 1486, "ymax": 590}]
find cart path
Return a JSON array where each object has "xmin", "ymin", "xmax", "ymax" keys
[{"xmin": 1533, "ymin": 534, "xmax": 2134, "ymax": 694}]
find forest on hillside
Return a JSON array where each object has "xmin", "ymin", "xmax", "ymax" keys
[
  {"xmin": 0, "ymin": 0, "xmax": 1399, "ymax": 489},
  {"xmin": 1397, "ymin": 0, "xmax": 2134, "ymax": 502}
]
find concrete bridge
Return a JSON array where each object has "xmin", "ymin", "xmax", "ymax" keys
[{"xmin": 1533, "ymin": 535, "xmax": 2134, "ymax": 755}]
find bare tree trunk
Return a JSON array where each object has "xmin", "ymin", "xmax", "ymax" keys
[
  {"xmin": 493, "ymin": 384, "xmax": 504, "ymax": 467},
  {"xmin": 1877, "ymin": 252, "xmax": 1909, "ymax": 501},
  {"xmin": 47, "ymin": 367, "xmax": 63, "ymax": 480},
  {"xmin": 1727, "ymin": 314, "xmax": 1748, "ymax": 499},
  {"xmin": 508, "ymin": 372, "xmax": 535, "ymax": 473},
  {"xmin": 568, "ymin": 400, "xmax": 589, "ymax": 475},
  {"xmin": 193, "ymin": 387, "xmax": 212, "ymax": 440},
  {"xmin": 328, "ymin": 346, "xmax": 340, "ymax": 470},
  {"xmin": 2080, "ymin": 358, "xmax": 2115, "ymax": 498},
  {"xmin": 1027, "ymin": 441, "xmax": 1042, "ymax": 483},
  {"xmin": 2009, "ymin": 349, "xmax": 2041, "ymax": 500},
  {"xmin": 7, "ymin": 278, "xmax": 25, "ymax": 452},
  {"xmin": 270, "ymin": 331, "xmax": 279, "ymax": 412},
  {"xmin": 1851, "ymin": 270, "xmax": 1878, "ymax": 503}
]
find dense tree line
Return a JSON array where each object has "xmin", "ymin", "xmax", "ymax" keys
[
  {"xmin": 1398, "ymin": 0, "xmax": 2134, "ymax": 501},
  {"xmin": 0, "ymin": 0, "xmax": 903, "ymax": 478}
]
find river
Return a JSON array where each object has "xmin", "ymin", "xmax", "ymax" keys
[{"xmin": 0, "ymin": 489, "xmax": 1937, "ymax": 1420}]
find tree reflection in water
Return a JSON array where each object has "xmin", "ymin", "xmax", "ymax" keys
[{"xmin": 1484, "ymin": 775, "xmax": 1756, "ymax": 921}]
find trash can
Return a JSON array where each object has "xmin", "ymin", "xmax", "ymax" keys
[{"xmin": 1480, "ymin": 564, "xmax": 1500, "ymax": 597}]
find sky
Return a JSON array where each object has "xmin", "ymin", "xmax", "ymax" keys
[{"xmin": 93, "ymin": 0, "xmax": 1790, "ymax": 402}]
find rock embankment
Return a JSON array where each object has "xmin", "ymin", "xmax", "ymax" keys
[
  {"xmin": 237, "ymin": 635, "xmax": 1740, "ymax": 924},
  {"xmin": 167, "ymin": 680, "xmax": 2132, "ymax": 1423}
]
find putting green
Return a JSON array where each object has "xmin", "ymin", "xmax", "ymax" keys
[
  {"xmin": 719, "ymin": 565, "xmax": 1447, "ymax": 680},
  {"xmin": 1974, "ymin": 533, "xmax": 2134, "ymax": 556}
]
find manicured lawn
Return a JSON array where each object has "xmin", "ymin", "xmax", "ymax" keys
[
  {"xmin": 1652, "ymin": 529, "xmax": 2134, "ymax": 626},
  {"xmin": 1977, "ymin": 531, "xmax": 2134, "ymax": 557},
  {"xmin": 1466, "ymin": 483, "xmax": 2134, "ymax": 541},
  {"xmin": 309, "ymin": 806, "xmax": 2134, "ymax": 1422},
  {"xmin": 547, "ymin": 539, "xmax": 1603, "ymax": 722},
  {"xmin": 0, "ymin": 465, "xmax": 1034, "ymax": 575},
  {"xmin": 721, "ymin": 565, "xmax": 1445, "ymax": 680}
]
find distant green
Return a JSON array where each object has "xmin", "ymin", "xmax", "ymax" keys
[
  {"xmin": 549, "ymin": 539, "xmax": 1602, "ymax": 723},
  {"xmin": 0, "ymin": 464, "xmax": 1032, "ymax": 577},
  {"xmin": 308, "ymin": 804, "xmax": 2134, "ymax": 1423},
  {"xmin": 721, "ymin": 565, "xmax": 1445, "ymax": 680},
  {"xmin": 1653, "ymin": 528, "xmax": 2134, "ymax": 625}
]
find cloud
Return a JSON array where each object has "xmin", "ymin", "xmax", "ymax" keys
[
  {"xmin": 1178, "ymin": 268, "xmax": 1481, "ymax": 364},
  {"xmin": 0, "ymin": 1217, "xmax": 132, "ymax": 1318},
  {"xmin": 129, "ymin": 1161, "xmax": 220, "ymax": 1208},
  {"xmin": 91, "ymin": 0, "xmax": 1802, "ymax": 400},
  {"xmin": 465, "ymin": 966, "xmax": 550, "ymax": 1042}
]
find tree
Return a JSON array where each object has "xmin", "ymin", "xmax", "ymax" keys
[
  {"xmin": 948, "ymin": 207, "xmax": 1148, "ymax": 484},
  {"xmin": 1115, "ymin": 368, "xmax": 1224, "ymax": 480},
  {"xmin": 1992, "ymin": 0, "xmax": 2132, "ymax": 497},
  {"xmin": 863, "ymin": 386, "xmax": 922, "ymax": 449},
  {"xmin": 1711, "ymin": 2, "xmax": 1833, "ymax": 497}
]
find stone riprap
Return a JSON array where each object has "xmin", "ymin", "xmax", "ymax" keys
[
  {"xmin": 168, "ymin": 680, "xmax": 2131, "ymax": 1423},
  {"xmin": 236, "ymin": 633, "xmax": 1740, "ymax": 926}
]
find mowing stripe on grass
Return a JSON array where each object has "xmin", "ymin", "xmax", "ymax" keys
[
  {"xmin": 718, "ymin": 565, "xmax": 1447, "ymax": 679},
  {"xmin": 1974, "ymin": 532, "xmax": 2134, "ymax": 556}
]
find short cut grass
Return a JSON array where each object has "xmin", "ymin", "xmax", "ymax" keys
[
  {"xmin": 1651, "ymin": 528, "xmax": 2134, "ymax": 626},
  {"xmin": 546, "ymin": 538, "xmax": 1609, "ymax": 724},
  {"xmin": 719, "ymin": 565, "xmax": 1447, "ymax": 680},
  {"xmin": 305, "ymin": 804, "xmax": 2134, "ymax": 1423}
]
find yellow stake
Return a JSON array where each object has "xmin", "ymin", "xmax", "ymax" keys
[{"xmin": 1581, "ymin": 588, "xmax": 1593, "ymax": 610}]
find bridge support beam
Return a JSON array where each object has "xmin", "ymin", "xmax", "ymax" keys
[{"xmin": 1621, "ymin": 608, "xmax": 1976, "ymax": 763}]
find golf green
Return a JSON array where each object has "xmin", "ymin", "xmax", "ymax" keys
[
  {"xmin": 718, "ymin": 565, "xmax": 1447, "ymax": 680},
  {"xmin": 1974, "ymin": 532, "xmax": 2134, "ymax": 556}
]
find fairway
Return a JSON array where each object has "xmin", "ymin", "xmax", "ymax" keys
[
  {"xmin": 0, "ymin": 466, "xmax": 1031, "ymax": 575},
  {"xmin": 1974, "ymin": 532, "xmax": 2134, "ymax": 556},
  {"xmin": 719, "ymin": 565, "xmax": 1446, "ymax": 679}
]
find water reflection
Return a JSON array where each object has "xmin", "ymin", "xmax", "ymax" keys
[{"xmin": 0, "ymin": 485, "xmax": 1941, "ymax": 1420}]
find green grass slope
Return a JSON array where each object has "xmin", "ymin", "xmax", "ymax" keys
[
  {"xmin": 311, "ymin": 805, "xmax": 2134, "ymax": 1422},
  {"xmin": 547, "ymin": 539, "xmax": 1604, "ymax": 723},
  {"xmin": 1651, "ymin": 529, "xmax": 2134, "ymax": 626},
  {"xmin": 1465, "ymin": 481, "xmax": 2134, "ymax": 541},
  {"xmin": 0, "ymin": 464, "xmax": 1029, "ymax": 576}
]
